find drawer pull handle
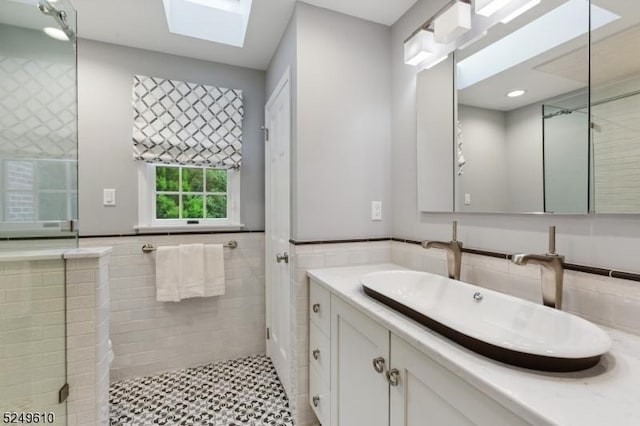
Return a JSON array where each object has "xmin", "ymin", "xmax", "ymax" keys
[
  {"xmin": 312, "ymin": 349, "xmax": 320, "ymax": 360},
  {"xmin": 312, "ymin": 395, "xmax": 320, "ymax": 407},
  {"xmin": 372, "ymin": 356, "xmax": 385, "ymax": 373},
  {"xmin": 386, "ymin": 368, "xmax": 400, "ymax": 386},
  {"xmin": 312, "ymin": 303, "xmax": 320, "ymax": 313}
]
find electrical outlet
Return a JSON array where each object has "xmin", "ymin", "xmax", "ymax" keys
[
  {"xmin": 103, "ymin": 189, "xmax": 116, "ymax": 206},
  {"xmin": 464, "ymin": 193, "xmax": 471, "ymax": 205},
  {"xmin": 371, "ymin": 201, "xmax": 382, "ymax": 221}
]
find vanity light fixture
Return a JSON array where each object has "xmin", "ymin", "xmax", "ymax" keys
[
  {"xmin": 475, "ymin": 0, "xmax": 513, "ymax": 17},
  {"xmin": 434, "ymin": 1, "xmax": 472, "ymax": 43},
  {"xmin": 501, "ymin": 0, "xmax": 541, "ymax": 23},
  {"xmin": 404, "ymin": 29, "xmax": 435, "ymax": 66},
  {"xmin": 507, "ymin": 89, "xmax": 526, "ymax": 97},
  {"xmin": 422, "ymin": 54, "xmax": 450, "ymax": 70},
  {"xmin": 43, "ymin": 26, "xmax": 69, "ymax": 41}
]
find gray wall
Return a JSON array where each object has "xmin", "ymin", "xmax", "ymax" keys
[
  {"xmin": 505, "ymin": 103, "xmax": 544, "ymax": 212},
  {"xmin": 416, "ymin": 60, "xmax": 454, "ymax": 212},
  {"xmin": 391, "ymin": 0, "xmax": 640, "ymax": 272},
  {"xmin": 78, "ymin": 40, "xmax": 266, "ymax": 235},
  {"xmin": 294, "ymin": 3, "xmax": 392, "ymax": 240},
  {"xmin": 456, "ymin": 105, "xmax": 508, "ymax": 212},
  {"xmin": 266, "ymin": 9, "xmax": 299, "ymax": 236}
]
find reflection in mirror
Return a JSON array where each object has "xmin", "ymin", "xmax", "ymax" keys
[
  {"xmin": 591, "ymin": 1, "xmax": 640, "ymax": 213},
  {"xmin": 452, "ymin": 0, "xmax": 606, "ymax": 213}
]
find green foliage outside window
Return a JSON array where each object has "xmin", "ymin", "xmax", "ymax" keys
[{"xmin": 155, "ymin": 166, "xmax": 227, "ymax": 220}]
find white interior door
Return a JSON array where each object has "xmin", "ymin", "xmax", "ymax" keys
[{"xmin": 265, "ymin": 69, "xmax": 291, "ymax": 394}]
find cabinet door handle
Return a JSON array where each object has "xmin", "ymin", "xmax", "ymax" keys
[
  {"xmin": 312, "ymin": 303, "xmax": 320, "ymax": 313},
  {"xmin": 312, "ymin": 395, "xmax": 320, "ymax": 407},
  {"xmin": 385, "ymin": 368, "xmax": 400, "ymax": 386},
  {"xmin": 372, "ymin": 356, "xmax": 385, "ymax": 373},
  {"xmin": 312, "ymin": 349, "xmax": 320, "ymax": 360}
]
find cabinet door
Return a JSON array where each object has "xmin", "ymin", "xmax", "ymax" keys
[
  {"xmin": 331, "ymin": 296, "xmax": 389, "ymax": 426},
  {"xmin": 389, "ymin": 334, "xmax": 530, "ymax": 426}
]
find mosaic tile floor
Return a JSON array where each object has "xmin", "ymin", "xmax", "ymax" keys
[{"xmin": 109, "ymin": 354, "xmax": 294, "ymax": 426}]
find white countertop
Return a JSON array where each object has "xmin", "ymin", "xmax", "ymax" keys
[{"xmin": 308, "ymin": 263, "xmax": 640, "ymax": 426}]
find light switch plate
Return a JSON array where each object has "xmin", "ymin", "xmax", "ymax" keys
[
  {"xmin": 103, "ymin": 189, "xmax": 116, "ymax": 206},
  {"xmin": 371, "ymin": 201, "xmax": 382, "ymax": 221},
  {"xmin": 464, "ymin": 193, "xmax": 471, "ymax": 205}
]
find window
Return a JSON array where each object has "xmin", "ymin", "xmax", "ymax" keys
[
  {"xmin": 138, "ymin": 163, "xmax": 241, "ymax": 229},
  {"xmin": 0, "ymin": 159, "xmax": 77, "ymax": 224}
]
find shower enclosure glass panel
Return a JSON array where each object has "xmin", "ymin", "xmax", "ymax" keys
[
  {"xmin": 0, "ymin": 1, "xmax": 77, "ymax": 424},
  {"xmin": 543, "ymin": 103, "xmax": 590, "ymax": 213},
  {"xmin": 0, "ymin": 0, "xmax": 78, "ymax": 244}
]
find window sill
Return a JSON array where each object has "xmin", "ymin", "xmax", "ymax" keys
[{"xmin": 134, "ymin": 224, "xmax": 245, "ymax": 234}]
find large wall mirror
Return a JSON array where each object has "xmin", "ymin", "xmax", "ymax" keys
[{"xmin": 416, "ymin": 0, "xmax": 638, "ymax": 214}]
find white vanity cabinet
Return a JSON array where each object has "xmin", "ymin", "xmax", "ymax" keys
[
  {"xmin": 389, "ymin": 334, "xmax": 529, "ymax": 426},
  {"xmin": 330, "ymin": 296, "xmax": 389, "ymax": 426},
  {"xmin": 309, "ymin": 279, "xmax": 530, "ymax": 426}
]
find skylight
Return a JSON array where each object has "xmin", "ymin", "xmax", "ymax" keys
[
  {"xmin": 162, "ymin": 0, "xmax": 253, "ymax": 47},
  {"xmin": 457, "ymin": 0, "xmax": 620, "ymax": 90}
]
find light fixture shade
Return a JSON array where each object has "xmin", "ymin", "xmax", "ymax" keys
[
  {"xmin": 500, "ymin": 0, "xmax": 541, "ymax": 23},
  {"xmin": 475, "ymin": 0, "xmax": 513, "ymax": 17},
  {"xmin": 421, "ymin": 54, "xmax": 450, "ymax": 70},
  {"xmin": 43, "ymin": 27, "xmax": 69, "ymax": 41},
  {"xmin": 434, "ymin": 1, "xmax": 472, "ymax": 43},
  {"xmin": 404, "ymin": 30, "xmax": 434, "ymax": 66}
]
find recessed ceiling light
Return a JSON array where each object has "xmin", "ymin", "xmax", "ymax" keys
[
  {"xmin": 507, "ymin": 89, "xmax": 526, "ymax": 98},
  {"xmin": 43, "ymin": 27, "xmax": 68, "ymax": 41}
]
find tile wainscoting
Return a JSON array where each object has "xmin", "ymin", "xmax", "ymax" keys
[
  {"xmin": 79, "ymin": 233, "xmax": 265, "ymax": 381},
  {"xmin": 288, "ymin": 240, "xmax": 391, "ymax": 426}
]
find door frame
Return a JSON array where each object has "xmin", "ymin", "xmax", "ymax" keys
[{"xmin": 264, "ymin": 67, "xmax": 292, "ymax": 393}]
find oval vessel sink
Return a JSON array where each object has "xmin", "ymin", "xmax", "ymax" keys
[{"xmin": 362, "ymin": 270, "xmax": 612, "ymax": 372}]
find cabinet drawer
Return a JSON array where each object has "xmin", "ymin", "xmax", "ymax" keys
[
  {"xmin": 310, "ymin": 321, "xmax": 331, "ymax": 385},
  {"xmin": 310, "ymin": 363, "xmax": 331, "ymax": 426},
  {"xmin": 310, "ymin": 280, "xmax": 331, "ymax": 335}
]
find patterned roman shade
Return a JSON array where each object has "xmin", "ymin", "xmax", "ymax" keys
[{"xmin": 132, "ymin": 75, "xmax": 244, "ymax": 169}]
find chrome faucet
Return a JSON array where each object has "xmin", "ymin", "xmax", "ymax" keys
[
  {"xmin": 421, "ymin": 221, "xmax": 463, "ymax": 280},
  {"xmin": 511, "ymin": 226, "xmax": 565, "ymax": 309}
]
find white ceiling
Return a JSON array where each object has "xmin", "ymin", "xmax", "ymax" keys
[
  {"xmin": 70, "ymin": 0, "xmax": 296, "ymax": 70},
  {"xmin": 300, "ymin": 0, "xmax": 418, "ymax": 26},
  {"xmin": 66, "ymin": 0, "xmax": 417, "ymax": 70}
]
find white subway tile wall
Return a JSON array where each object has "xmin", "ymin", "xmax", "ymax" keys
[
  {"xmin": 391, "ymin": 240, "xmax": 640, "ymax": 336},
  {"xmin": 0, "ymin": 259, "xmax": 67, "ymax": 423},
  {"xmin": 65, "ymin": 253, "xmax": 111, "ymax": 426},
  {"xmin": 289, "ymin": 241, "xmax": 392, "ymax": 426},
  {"xmin": 79, "ymin": 233, "xmax": 266, "ymax": 381}
]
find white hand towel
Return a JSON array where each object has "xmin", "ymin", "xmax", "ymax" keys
[
  {"xmin": 204, "ymin": 244, "xmax": 226, "ymax": 297},
  {"xmin": 156, "ymin": 246, "xmax": 180, "ymax": 302},
  {"xmin": 178, "ymin": 244, "xmax": 205, "ymax": 299}
]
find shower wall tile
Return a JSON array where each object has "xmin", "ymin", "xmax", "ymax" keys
[
  {"xmin": 0, "ymin": 259, "xmax": 67, "ymax": 423},
  {"xmin": 79, "ymin": 233, "xmax": 266, "ymax": 381}
]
